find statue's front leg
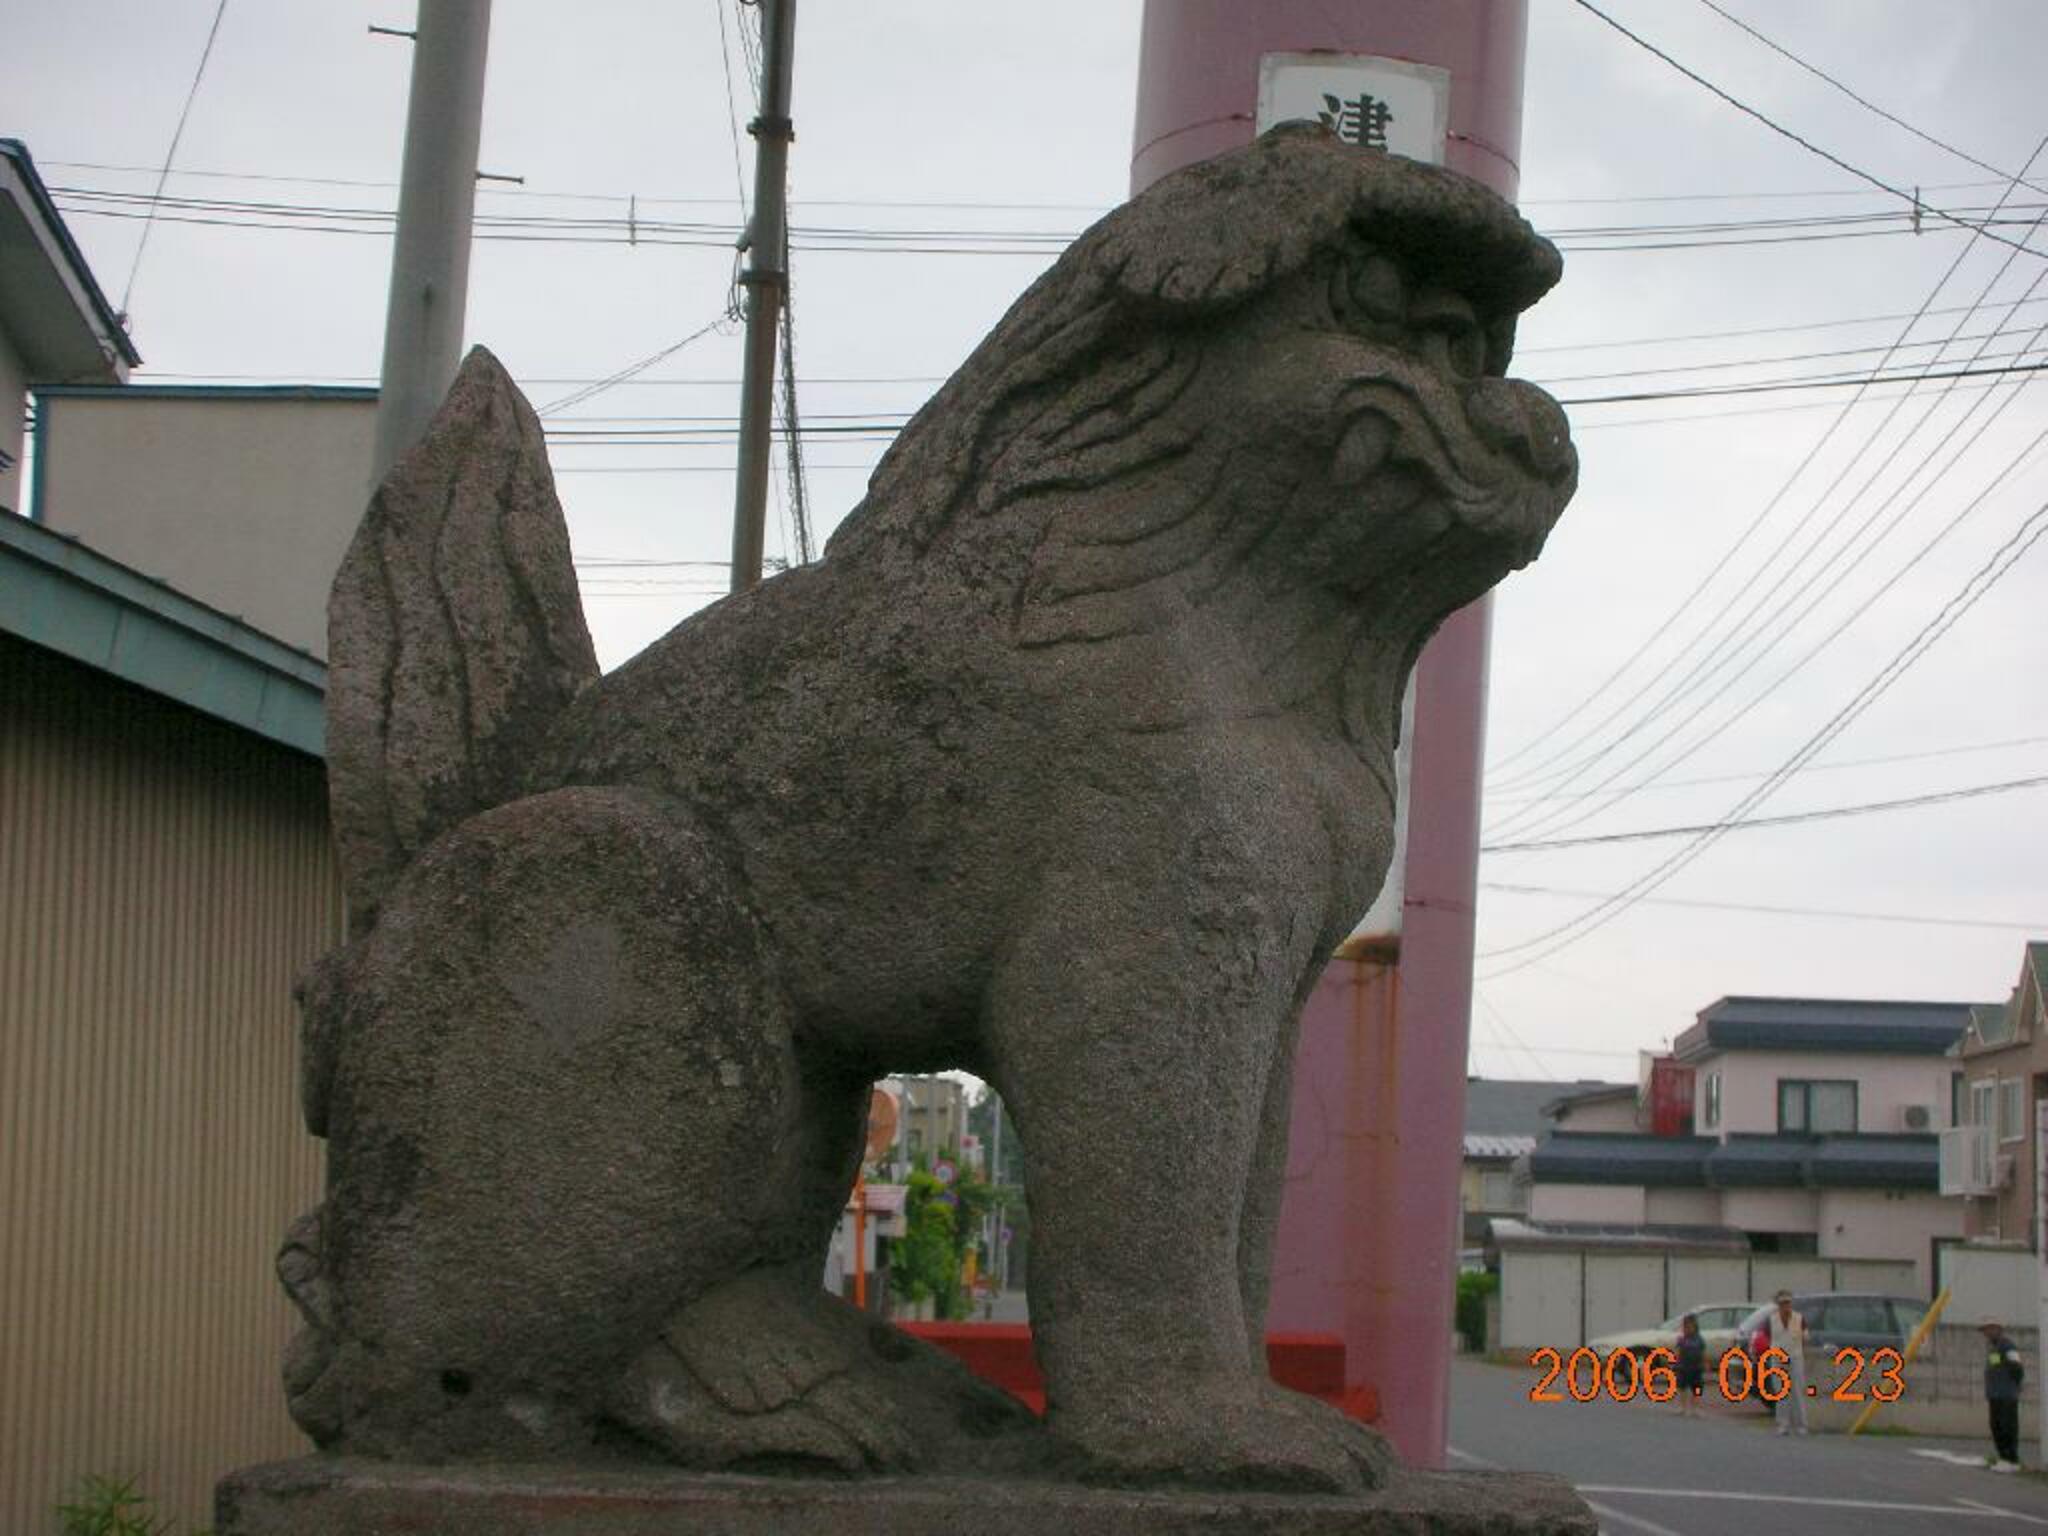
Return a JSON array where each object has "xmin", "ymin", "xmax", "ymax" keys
[{"xmin": 985, "ymin": 840, "xmax": 1390, "ymax": 1492}]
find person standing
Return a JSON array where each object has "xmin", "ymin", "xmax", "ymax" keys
[
  {"xmin": 1981, "ymin": 1316, "xmax": 2026, "ymax": 1471},
  {"xmin": 1674, "ymin": 1313, "xmax": 1707, "ymax": 1418},
  {"xmin": 1767, "ymin": 1291, "xmax": 1810, "ymax": 1436}
]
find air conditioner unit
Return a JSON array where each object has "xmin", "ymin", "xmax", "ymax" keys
[
  {"xmin": 1996, "ymin": 1154, "xmax": 2017, "ymax": 1189},
  {"xmin": 1899, "ymin": 1103, "xmax": 1936, "ymax": 1132}
]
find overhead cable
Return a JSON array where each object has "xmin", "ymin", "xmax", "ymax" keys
[{"xmin": 1567, "ymin": 0, "xmax": 2048, "ymax": 262}]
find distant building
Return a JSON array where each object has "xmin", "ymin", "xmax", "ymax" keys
[
  {"xmin": 1518, "ymin": 995, "xmax": 1973, "ymax": 1289},
  {"xmin": 0, "ymin": 137, "xmax": 137, "ymax": 515},
  {"xmin": 1942, "ymin": 942, "xmax": 2048, "ymax": 1246},
  {"xmin": 1, "ymin": 139, "xmax": 351, "ymax": 1535},
  {"xmin": 884, "ymin": 1074, "xmax": 969, "ymax": 1167},
  {"xmin": 1461, "ymin": 1078, "xmax": 1627, "ymax": 1245}
]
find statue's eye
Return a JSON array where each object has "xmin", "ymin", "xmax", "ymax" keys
[
  {"xmin": 1409, "ymin": 290, "xmax": 1485, "ymax": 380},
  {"xmin": 1347, "ymin": 253, "xmax": 1405, "ymax": 324}
]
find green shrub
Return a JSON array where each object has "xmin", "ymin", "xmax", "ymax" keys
[
  {"xmin": 1454, "ymin": 1271, "xmax": 1498, "ymax": 1353},
  {"xmin": 55, "ymin": 1475, "xmax": 204, "ymax": 1536}
]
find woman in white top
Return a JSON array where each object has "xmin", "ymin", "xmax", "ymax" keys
[{"xmin": 1766, "ymin": 1291, "xmax": 1810, "ymax": 1435}]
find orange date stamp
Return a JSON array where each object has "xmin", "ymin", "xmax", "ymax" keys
[{"xmin": 1525, "ymin": 1345, "xmax": 1906, "ymax": 1404}]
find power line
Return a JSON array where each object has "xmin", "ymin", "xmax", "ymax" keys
[
  {"xmin": 53, "ymin": 182, "xmax": 2045, "ymax": 258},
  {"xmin": 50, "ymin": 154, "xmax": 2046, "ymax": 214},
  {"xmin": 1481, "ymin": 772, "xmax": 2048, "ymax": 854},
  {"xmin": 1519, "ymin": 295, "xmax": 2048, "ymax": 355},
  {"xmin": 1489, "ymin": 139, "xmax": 2048, "ymax": 798},
  {"xmin": 1551, "ymin": 357, "xmax": 2048, "ymax": 406},
  {"xmin": 1692, "ymin": 0, "xmax": 2048, "ymax": 199},
  {"xmin": 121, "ymin": 0, "xmax": 231, "ymax": 318},
  {"xmin": 536, "ymin": 314, "xmax": 735, "ymax": 415},
  {"xmin": 1471, "ymin": 989, "xmax": 1563, "ymax": 1080},
  {"xmin": 1486, "ymin": 732, "xmax": 2048, "ymax": 806},
  {"xmin": 1566, "ymin": 0, "xmax": 2048, "ymax": 262},
  {"xmin": 711, "ymin": 0, "xmax": 751, "ymax": 221},
  {"xmin": 1489, "ymin": 196, "xmax": 2048, "ymax": 839},
  {"xmin": 1479, "ymin": 494, "xmax": 2048, "ymax": 976},
  {"xmin": 1481, "ymin": 881, "xmax": 2048, "ymax": 934}
]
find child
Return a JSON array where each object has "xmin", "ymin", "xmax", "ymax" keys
[{"xmin": 1674, "ymin": 1313, "xmax": 1707, "ymax": 1418}]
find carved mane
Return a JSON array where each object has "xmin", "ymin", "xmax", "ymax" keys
[{"xmin": 827, "ymin": 125, "xmax": 1561, "ymax": 595}]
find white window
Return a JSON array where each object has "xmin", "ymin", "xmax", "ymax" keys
[
  {"xmin": 1999, "ymin": 1078, "xmax": 2026, "ymax": 1144},
  {"xmin": 1702, "ymin": 1071, "xmax": 1721, "ymax": 1129},
  {"xmin": 1973, "ymin": 1078, "xmax": 1997, "ymax": 1130},
  {"xmin": 1779, "ymin": 1078, "xmax": 1856, "ymax": 1134}
]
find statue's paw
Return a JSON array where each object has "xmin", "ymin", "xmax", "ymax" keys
[
  {"xmin": 1052, "ymin": 1376, "xmax": 1393, "ymax": 1494},
  {"xmin": 609, "ymin": 1333, "xmax": 919, "ymax": 1476}
]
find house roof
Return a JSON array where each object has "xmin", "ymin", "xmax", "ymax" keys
[
  {"xmin": 1674, "ymin": 995, "xmax": 1972, "ymax": 1060},
  {"xmin": 1487, "ymin": 1218, "xmax": 1751, "ymax": 1256},
  {"xmin": 1705, "ymin": 1135, "xmax": 1809, "ymax": 1188},
  {"xmin": 1464, "ymin": 1133, "xmax": 1538, "ymax": 1161},
  {"xmin": 1545, "ymin": 1081, "xmax": 1637, "ymax": 1119},
  {"xmin": 0, "ymin": 138, "xmax": 139, "ymax": 377},
  {"xmin": 0, "ymin": 506, "xmax": 324, "ymax": 755},
  {"xmin": 1528, "ymin": 1133, "xmax": 1715, "ymax": 1187},
  {"xmin": 1527, "ymin": 1129, "xmax": 1941, "ymax": 1192},
  {"xmin": 1465, "ymin": 1077, "xmax": 1625, "ymax": 1139}
]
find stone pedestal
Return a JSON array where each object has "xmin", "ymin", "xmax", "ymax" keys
[{"xmin": 216, "ymin": 1456, "xmax": 1595, "ymax": 1536}]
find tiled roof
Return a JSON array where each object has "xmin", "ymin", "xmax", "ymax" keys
[
  {"xmin": 1465, "ymin": 1077, "xmax": 1627, "ymax": 1137},
  {"xmin": 1804, "ymin": 1135, "xmax": 1941, "ymax": 1189},
  {"xmin": 1488, "ymin": 1218, "xmax": 1750, "ymax": 1255},
  {"xmin": 1706, "ymin": 1135, "xmax": 1807, "ymax": 1188},
  {"xmin": 1527, "ymin": 1130, "xmax": 1940, "ymax": 1192},
  {"xmin": 1674, "ymin": 996, "xmax": 1971, "ymax": 1060},
  {"xmin": 1528, "ymin": 1133, "xmax": 1713, "ymax": 1186},
  {"xmin": 1464, "ymin": 1133, "xmax": 1538, "ymax": 1161}
]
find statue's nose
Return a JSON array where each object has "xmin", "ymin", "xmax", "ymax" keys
[{"xmin": 1465, "ymin": 378, "xmax": 1574, "ymax": 483}]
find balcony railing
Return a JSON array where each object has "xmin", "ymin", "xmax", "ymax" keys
[{"xmin": 1939, "ymin": 1124, "xmax": 2003, "ymax": 1196}]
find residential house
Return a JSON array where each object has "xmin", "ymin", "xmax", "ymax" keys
[
  {"xmin": 1496, "ymin": 996, "xmax": 1977, "ymax": 1349},
  {"xmin": 1461, "ymin": 1078, "xmax": 1627, "ymax": 1246},
  {"xmin": 1522, "ymin": 996, "xmax": 1971, "ymax": 1289},
  {"xmin": 1942, "ymin": 943, "xmax": 2048, "ymax": 1247},
  {"xmin": 2, "ymin": 140, "xmax": 357, "ymax": 1534},
  {"xmin": 885, "ymin": 1074, "xmax": 970, "ymax": 1168}
]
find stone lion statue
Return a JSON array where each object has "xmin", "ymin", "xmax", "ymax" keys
[{"xmin": 279, "ymin": 125, "xmax": 1575, "ymax": 1494}]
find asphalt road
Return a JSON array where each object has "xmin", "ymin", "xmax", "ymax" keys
[{"xmin": 1449, "ymin": 1357, "xmax": 2048, "ymax": 1535}]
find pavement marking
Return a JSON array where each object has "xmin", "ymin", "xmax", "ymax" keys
[
  {"xmin": 1585, "ymin": 1500, "xmax": 1690, "ymax": 1536},
  {"xmin": 1579, "ymin": 1485, "xmax": 2043, "ymax": 1518},
  {"xmin": 1955, "ymin": 1496, "xmax": 2048, "ymax": 1527},
  {"xmin": 1916, "ymin": 1448, "xmax": 1999, "ymax": 1468}
]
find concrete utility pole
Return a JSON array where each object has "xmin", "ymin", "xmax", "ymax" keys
[
  {"xmin": 372, "ymin": 1, "xmax": 493, "ymax": 485},
  {"xmin": 1130, "ymin": 0, "xmax": 1533, "ymax": 1468},
  {"xmin": 728, "ymin": 0, "xmax": 798, "ymax": 594}
]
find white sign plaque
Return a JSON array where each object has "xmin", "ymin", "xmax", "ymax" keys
[{"xmin": 1256, "ymin": 52, "xmax": 1451, "ymax": 166}]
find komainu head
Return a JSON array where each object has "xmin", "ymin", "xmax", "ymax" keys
[{"xmin": 831, "ymin": 125, "xmax": 1576, "ymax": 676}]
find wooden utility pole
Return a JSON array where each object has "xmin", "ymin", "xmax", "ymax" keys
[
  {"xmin": 372, "ymin": 1, "xmax": 492, "ymax": 483},
  {"xmin": 728, "ymin": 0, "xmax": 797, "ymax": 593}
]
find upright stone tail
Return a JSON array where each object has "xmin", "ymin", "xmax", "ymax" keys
[{"xmin": 326, "ymin": 346, "xmax": 599, "ymax": 936}]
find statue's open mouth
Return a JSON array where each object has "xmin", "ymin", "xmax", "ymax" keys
[{"xmin": 1337, "ymin": 372, "xmax": 1575, "ymax": 566}]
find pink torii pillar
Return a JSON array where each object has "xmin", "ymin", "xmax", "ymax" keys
[{"xmin": 1130, "ymin": 0, "xmax": 1532, "ymax": 1466}]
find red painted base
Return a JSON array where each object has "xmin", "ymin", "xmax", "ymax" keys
[{"xmin": 901, "ymin": 1323, "xmax": 1380, "ymax": 1424}]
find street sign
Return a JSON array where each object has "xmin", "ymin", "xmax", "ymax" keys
[
  {"xmin": 932, "ymin": 1157, "xmax": 958, "ymax": 1186},
  {"xmin": 864, "ymin": 1086, "xmax": 899, "ymax": 1162},
  {"xmin": 1255, "ymin": 53, "xmax": 1450, "ymax": 165}
]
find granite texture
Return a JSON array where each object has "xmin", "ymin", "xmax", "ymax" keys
[
  {"xmin": 281, "ymin": 124, "xmax": 1578, "ymax": 1498},
  {"xmin": 216, "ymin": 1457, "xmax": 1598, "ymax": 1536}
]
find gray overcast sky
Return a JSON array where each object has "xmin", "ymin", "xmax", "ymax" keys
[{"xmin": 8, "ymin": 1, "xmax": 2045, "ymax": 1083}]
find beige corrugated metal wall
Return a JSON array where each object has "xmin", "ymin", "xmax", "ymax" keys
[{"xmin": 2, "ymin": 633, "xmax": 343, "ymax": 1534}]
